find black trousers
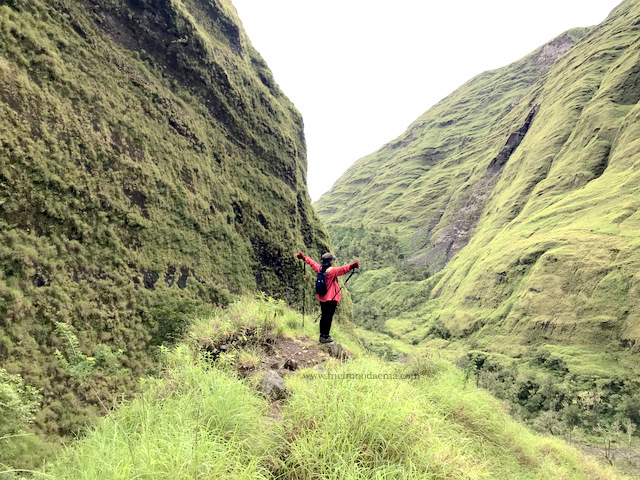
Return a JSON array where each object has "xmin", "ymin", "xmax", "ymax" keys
[{"xmin": 319, "ymin": 301, "xmax": 338, "ymax": 336}]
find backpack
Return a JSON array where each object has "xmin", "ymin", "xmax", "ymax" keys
[{"xmin": 315, "ymin": 268, "xmax": 328, "ymax": 295}]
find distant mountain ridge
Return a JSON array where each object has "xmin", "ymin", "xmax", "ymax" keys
[{"xmin": 316, "ymin": 0, "xmax": 640, "ymax": 359}]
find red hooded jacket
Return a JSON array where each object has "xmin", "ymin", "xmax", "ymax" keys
[{"xmin": 302, "ymin": 255, "xmax": 355, "ymax": 303}]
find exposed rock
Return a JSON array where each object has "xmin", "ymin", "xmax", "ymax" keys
[
  {"xmin": 142, "ymin": 270, "xmax": 159, "ymax": 290},
  {"xmin": 240, "ymin": 360, "xmax": 255, "ymax": 370},
  {"xmin": 283, "ymin": 358, "xmax": 298, "ymax": 371},
  {"xmin": 534, "ymin": 33, "xmax": 575, "ymax": 69},
  {"xmin": 258, "ymin": 370, "xmax": 287, "ymax": 400},
  {"xmin": 321, "ymin": 342, "xmax": 352, "ymax": 360},
  {"xmin": 425, "ymin": 105, "xmax": 541, "ymax": 266},
  {"xmin": 487, "ymin": 106, "xmax": 540, "ymax": 173}
]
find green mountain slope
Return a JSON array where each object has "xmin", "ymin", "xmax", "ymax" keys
[
  {"xmin": 316, "ymin": 0, "xmax": 640, "ymax": 425},
  {"xmin": 0, "ymin": 0, "xmax": 328, "ymax": 443}
]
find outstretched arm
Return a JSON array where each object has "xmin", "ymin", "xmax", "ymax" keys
[
  {"xmin": 296, "ymin": 252, "xmax": 321, "ymax": 273},
  {"xmin": 331, "ymin": 260, "xmax": 360, "ymax": 277}
]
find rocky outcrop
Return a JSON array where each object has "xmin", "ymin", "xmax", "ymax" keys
[
  {"xmin": 487, "ymin": 106, "xmax": 540, "ymax": 173},
  {"xmin": 426, "ymin": 105, "xmax": 541, "ymax": 264},
  {"xmin": 533, "ymin": 33, "xmax": 576, "ymax": 68}
]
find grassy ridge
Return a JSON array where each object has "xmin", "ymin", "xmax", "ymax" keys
[
  {"xmin": 45, "ymin": 298, "xmax": 618, "ymax": 479},
  {"xmin": 432, "ymin": 0, "xmax": 640, "ymax": 345},
  {"xmin": 316, "ymin": 1, "xmax": 639, "ymax": 389},
  {"xmin": 315, "ymin": 0, "xmax": 640, "ymax": 455},
  {"xmin": 0, "ymin": 0, "xmax": 329, "ymax": 448},
  {"xmin": 49, "ymin": 349, "xmax": 280, "ymax": 479}
]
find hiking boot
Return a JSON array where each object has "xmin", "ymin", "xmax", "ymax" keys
[{"xmin": 319, "ymin": 334, "xmax": 334, "ymax": 344}]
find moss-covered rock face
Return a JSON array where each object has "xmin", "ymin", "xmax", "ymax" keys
[
  {"xmin": 0, "ymin": 0, "xmax": 329, "ymax": 439},
  {"xmin": 317, "ymin": 1, "xmax": 640, "ymax": 363}
]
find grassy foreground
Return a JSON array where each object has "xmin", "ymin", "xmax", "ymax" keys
[{"xmin": 31, "ymin": 297, "xmax": 619, "ymax": 479}]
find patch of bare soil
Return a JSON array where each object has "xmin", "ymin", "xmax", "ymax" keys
[
  {"xmin": 230, "ymin": 335, "xmax": 353, "ymax": 414},
  {"xmin": 201, "ymin": 330, "xmax": 353, "ymax": 411},
  {"xmin": 239, "ymin": 335, "xmax": 351, "ymax": 379}
]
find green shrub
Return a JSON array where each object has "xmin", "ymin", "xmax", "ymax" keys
[
  {"xmin": 0, "ymin": 368, "xmax": 41, "ymax": 467},
  {"xmin": 145, "ymin": 291, "xmax": 212, "ymax": 348},
  {"xmin": 426, "ymin": 319, "xmax": 451, "ymax": 340}
]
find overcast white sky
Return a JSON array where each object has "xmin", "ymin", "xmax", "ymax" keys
[{"xmin": 232, "ymin": 0, "xmax": 622, "ymax": 202}]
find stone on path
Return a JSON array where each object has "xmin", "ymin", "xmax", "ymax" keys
[
  {"xmin": 258, "ymin": 370, "xmax": 287, "ymax": 400},
  {"xmin": 283, "ymin": 358, "xmax": 298, "ymax": 371},
  {"xmin": 321, "ymin": 342, "xmax": 352, "ymax": 360}
]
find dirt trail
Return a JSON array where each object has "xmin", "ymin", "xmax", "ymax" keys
[
  {"xmin": 229, "ymin": 335, "xmax": 353, "ymax": 421},
  {"xmin": 240, "ymin": 335, "xmax": 352, "ymax": 379}
]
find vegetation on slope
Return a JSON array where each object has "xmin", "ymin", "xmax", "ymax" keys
[
  {"xmin": 0, "ymin": 0, "xmax": 329, "ymax": 452},
  {"xmin": 27, "ymin": 297, "xmax": 620, "ymax": 479},
  {"xmin": 316, "ymin": 0, "xmax": 640, "ymax": 454}
]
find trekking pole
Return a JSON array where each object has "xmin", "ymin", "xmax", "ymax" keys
[
  {"xmin": 314, "ymin": 269, "xmax": 357, "ymax": 323},
  {"xmin": 302, "ymin": 262, "xmax": 306, "ymax": 327}
]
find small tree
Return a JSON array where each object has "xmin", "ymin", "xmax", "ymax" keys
[
  {"xmin": 577, "ymin": 387, "xmax": 604, "ymax": 431},
  {"xmin": 0, "ymin": 368, "xmax": 41, "ymax": 466},
  {"xmin": 533, "ymin": 410, "xmax": 562, "ymax": 436},
  {"xmin": 596, "ymin": 421, "xmax": 621, "ymax": 464},
  {"xmin": 622, "ymin": 418, "xmax": 637, "ymax": 448}
]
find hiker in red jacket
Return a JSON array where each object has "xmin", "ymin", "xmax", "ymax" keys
[{"xmin": 296, "ymin": 252, "xmax": 359, "ymax": 343}]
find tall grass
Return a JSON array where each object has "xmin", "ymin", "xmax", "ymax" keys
[
  {"xmin": 50, "ymin": 346, "xmax": 281, "ymax": 479},
  {"xmin": 282, "ymin": 355, "xmax": 615, "ymax": 479},
  {"xmin": 50, "ymin": 298, "xmax": 619, "ymax": 479}
]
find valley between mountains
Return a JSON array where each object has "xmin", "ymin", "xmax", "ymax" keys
[{"xmin": 1, "ymin": 0, "xmax": 639, "ymax": 478}]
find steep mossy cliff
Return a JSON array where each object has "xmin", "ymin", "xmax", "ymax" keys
[
  {"xmin": 317, "ymin": 1, "xmax": 639, "ymax": 369},
  {"xmin": 0, "ymin": 0, "xmax": 328, "ymax": 442}
]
